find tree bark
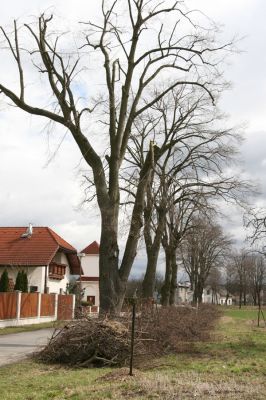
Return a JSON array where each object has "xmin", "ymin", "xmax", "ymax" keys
[
  {"xmin": 161, "ymin": 248, "xmax": 172, "ymax": 306},
  {"xmin": 142, "ymin": 199, "xmax": 167, "ymax": 299},
  {"xmin": 98, "ymin": 205, "xmax": 125, "ymax": 314},
  {"xmin": 169, "ymin": 253, "xmax": 178, "ymax": 305}
]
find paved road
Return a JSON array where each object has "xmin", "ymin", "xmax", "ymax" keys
[{"xmin": 0, "ymin": 329, "xmax": 54, "ymax": 366}]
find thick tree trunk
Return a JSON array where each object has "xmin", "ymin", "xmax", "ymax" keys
[
  {"xmin": 142, "ymin": 247, "xmax": 160, "ymax": 298},
  {"xmin": 193, "ymin": 282, "xmax": 204, "ymax": 304},
  {"xmin": 99, "ymin": 205, "xmax": 125, "ymax": 315},
  {"xmin": 169, "ymin": 254, "xmax": 177, "ymax": 305},
  {"xmin": 98, "ymin": 146, "xmax": 158, "ymax": 314},
  {"xmin": 142, "ymin": 204, "xmax": 166, "ymax": 299},
  {"xmin": 161, "ymin": 248, "xmax": 172, "ymax": 306}
]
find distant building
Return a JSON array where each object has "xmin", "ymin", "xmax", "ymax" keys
[
  {"xmin": 176, "ymin": 281, "xmax": 193, "ymax": 304},
  {"xmin": 77, "ymin": 241, "xmax": 100, "ymax": 306},
  {"xmin": 175, "ymin": 281, "xmax": 233, "ymax": 305},
  {"xmin": 202, "ymin": 287, "xmax": 233, "ymax": 306}
]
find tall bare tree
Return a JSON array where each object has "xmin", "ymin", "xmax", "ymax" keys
[
  {"xmin": 124, "ymin": 83, "xmax": 245, "ymax": 300},
  {"xmin": 181, "ymin": 217, "xmax": 231, "ymax": 303},
  {"xmin": 0, "ymin": 1, "xmax": 234, "ymax": 313}
]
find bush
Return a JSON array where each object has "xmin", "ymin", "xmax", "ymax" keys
[
  {"xmin": 14, "ymin": 270, "xmax": 28, "ymax": 292},
  {"xmin": 0, "ymin": 270, "xmax": 9, "ymax": 292}
]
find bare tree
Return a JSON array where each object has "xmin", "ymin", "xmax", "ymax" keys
[
  {"xmin": 161, "ymin": 194, "xmax": 212, "ymax": 306},
  {"xmin": 181, "ymin": 217, "xmax": 231, "ymax": 303},
  {"xmin": 123, "ymin": 82, "xmax": 246, "ymax": 301},
  {"xmin": 245, "ymin": 208, "xmax": 266, "ymax": 249},
  {"xmin": 0, "ymin": 1, "xmax": 234, "ymax": 313},
  {"xmin": 231, "ymin": 250, "xmax": 251, "ymax": 308}
]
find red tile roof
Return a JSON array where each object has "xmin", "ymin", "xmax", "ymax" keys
[
  {"xmin": 77, "ymin": 276, "xmax": 99, "ymax": 282},
  {"xmin": 0, "ymin": 227, "xmax": 80, "ymax": 273},
  {"xmin": 81, "ymin": 241, "xmax": 100, "ymax": 255}
]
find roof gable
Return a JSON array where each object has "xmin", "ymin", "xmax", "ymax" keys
[{"xmin": 81, "ymin": 241, "xmax": 100, "ymax": 255}]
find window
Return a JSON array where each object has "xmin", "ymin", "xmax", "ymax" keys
[
  {"xmin": 30, "ymin": 286, "xmax": 38, "ymax": 292},
  {"xmin": 49, "ymin": 263, "xmax": 66, "ymax": 280},
  {"xmin": 87, "ymin": 296, "xmax": 95, "ymax": 305}
]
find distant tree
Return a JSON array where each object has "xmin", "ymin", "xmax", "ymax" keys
[
  {"xmin": 181, "ymin": 218, "xmax": 231, "ymax": 303},
  {"xmin": 206, "ymin": 267, "xmax": 222, "ymax": 304},
  {"xmin": 0, "ymin": 270, "xmax": 9, "ymax": 292},
  {"xmin": 231, "ymin": 250, "xmax": 251, "ymax": 308}
]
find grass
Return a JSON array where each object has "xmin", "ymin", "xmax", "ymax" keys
[
  {"xmin": 0, "ymin": 321, "xmax": 62, "ymax": 336},
  {"xmin": 0, "ymin": 306, "xmax": 265, "ymax": 399}
]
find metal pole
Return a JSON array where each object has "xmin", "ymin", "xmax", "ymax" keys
[{"xmin": 129, "ymin": 299, "xmax": 136, "ymax": 376}]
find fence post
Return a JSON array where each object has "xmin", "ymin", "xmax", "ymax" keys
[
  {"xmin": 37, "ymin": 292, "xmax": 41, "ymax": 319},
  {"xmin": 16, "ymin": 291, "xmax": 21, "ymax": 322},
  {"xmin": 54, "ymin": 294, "xmax": 58, "ymax": 320},
  {"xmin": 72, "ymin": 295, "xmax": 76, "ymax": 320}
]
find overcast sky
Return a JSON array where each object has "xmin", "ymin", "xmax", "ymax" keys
[{"xmin": 0, "ymin": 1, "xmax": 265, "ymax": 275}]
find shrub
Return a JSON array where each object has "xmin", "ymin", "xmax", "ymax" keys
[
  {"xmin": 14, "ymin": 270, "xmax": 28, "ymax": 292},
  {"xmin": 21, "ymin": 270, "xmax": 28, "ymax": 292},
  {"xmin": 0, "ymin": 270, "xmax": 9, "ymax": 292},
  {"xmin": 14, "ymin": 271, "xmax": 23, "ymax": 291}
]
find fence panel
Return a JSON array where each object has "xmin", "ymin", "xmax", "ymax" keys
[
  {"xmin": 0, "ymin": 293, "xmax": 17, "ymax": 320},
  {"xmin": 57, "ymin": 295, "xmax": 73, "ymax": 320},
  {"xmin": 41, "ymin": 294, "xmax": 55, "ymax": 317},
  {"xmin": 20, "ymin": 293, "xmax": 38, "ymax": 318}
]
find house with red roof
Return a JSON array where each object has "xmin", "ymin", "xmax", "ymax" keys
[
  {"xmin": 77, "ymin": 241, "xmax": 100, "ymax": 306},
  {"xmin": 0, "ymin": 225, "xmax": 80, "ymax": 294}
]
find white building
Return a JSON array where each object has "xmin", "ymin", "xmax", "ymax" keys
[
  {"xmin": 77, "ymin": 241, "xmax": 100, "ymax": 307},
  {"xmin": 202, "ymin": 287, "xmax": 233, "ymax": 305}
]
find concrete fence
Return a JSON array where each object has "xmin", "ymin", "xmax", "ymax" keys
[{"xmin": 0, "ymin": 291, "xmax": 75, "ymax": 328}]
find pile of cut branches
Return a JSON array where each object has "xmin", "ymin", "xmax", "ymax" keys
[
  {"xmin": 36, "ymin": 304, "xmax": 220, "ymax": 368},
  {"xmin": 36, "ymin": 319, "xmax": 143, "ymax": 367}
]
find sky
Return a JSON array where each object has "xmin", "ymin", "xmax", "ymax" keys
[{"xmin": 0, "ymin": 0, "xmax": 265, "ymax": 275}]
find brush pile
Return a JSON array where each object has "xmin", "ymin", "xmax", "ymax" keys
[{"xmin": 36, "ymin": 304, "xmax": 220, "ymax": 367}]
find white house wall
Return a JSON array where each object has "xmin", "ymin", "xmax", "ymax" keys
[
  {"xmin": 47, "ymin": 253, "xmax": 71, "ymax": 294},
  {"xmin": 81, "ymin": 281, "xmax": 99, "ymax": 306},
  {"xmin": 0, "ymin": 266, "xmax": 45, "ymax": 292},
  {"xmin": 81, "ymin": 255, "xmax": 99, "ymax": 277}
]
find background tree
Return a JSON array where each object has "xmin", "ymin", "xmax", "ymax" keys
[
  {"xmin": 231, "ymin": 250, "xmax": 251, "ymax": 308},
  {"xmin": 0, "ymin": 1, "xmax": 235, "ymax": 313},
  {"xmin": 123, "ymin": 84, "xmax": 245, "ymax": 301},
  {"xmin": 206, "ymin": 267, "xmax": 222, "ymax": 304},
  {"xmin": 181, "ymin": 217, "xmax": 231, "ymax": 303}
]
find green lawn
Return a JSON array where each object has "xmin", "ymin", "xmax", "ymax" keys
[
  {"xmin": 0, "ymin": 321, "xmax": 62, "ymax": 336},
  {"xmin": 0, "ymin": 306, "xmax": 265, "ymax": 399}
]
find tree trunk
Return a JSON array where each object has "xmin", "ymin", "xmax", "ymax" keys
[
  {"xmin": 98, "ymin": 146, "xmax": 157, "ymax": 314},
  {"xmin": 99, "ymin": 205, "xmax": 125, "ymax": 315},
  {"xmin": 169, "ymin": 254, "xmax": 177, "ymax": 305},
  {"xmin": 142, "ymin": 205, "xmax": 166, "ymax": 299},
  {"xmin": 193, "ymin": 281, "xmax": 204, "ymax": 304},
  {"xmin": 142, "ymin": 244, "xmax": 161, "ymax": 299},
  {"xmin": 161, "ymin": 248, "xmax": 172, "ymax": 306},
  {"xmin": 239, "ymin": 289, "xmax": 242, "ymax": 309}
]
